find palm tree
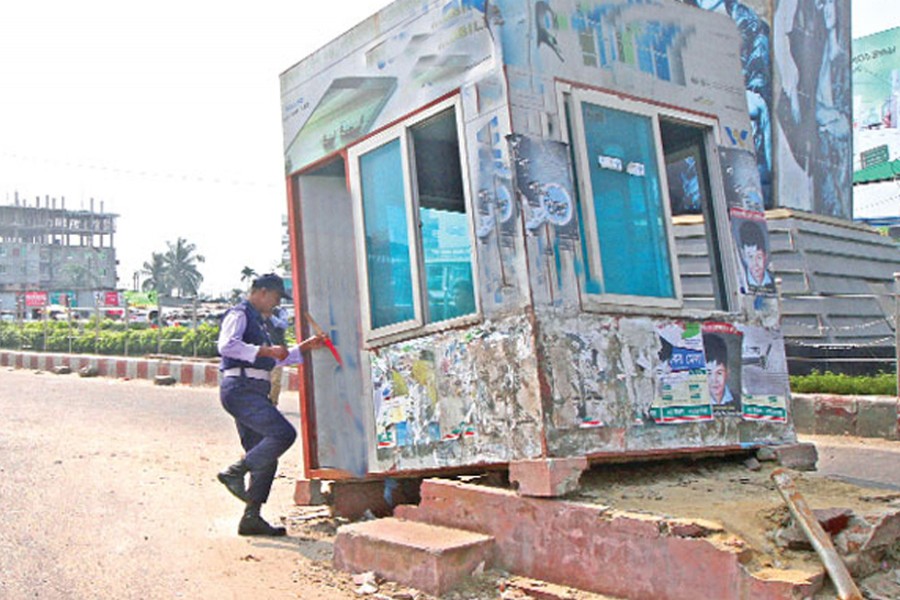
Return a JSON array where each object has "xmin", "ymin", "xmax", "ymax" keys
[
  {"xmin": 240, "ymin": 266, "xmax": 257, "ymax": 284},
  {"xmin": 164, "ymin": 238, "xmax": 205, "ymax": 297},
  {"xmin": 141, "ymin": 252, "xmax": 171, "ymax": 296}
]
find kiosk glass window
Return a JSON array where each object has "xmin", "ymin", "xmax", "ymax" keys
[
  {"xmin": 358, "ymin": 139, "xmax": 416, "ymax": 329},
  {"xmin": 566, "ymin": 88, "xmax": 731, "ymax": 311},
  {"xmin": 350, "ymin": 98, "xmax": 477, "ymax": 342}
]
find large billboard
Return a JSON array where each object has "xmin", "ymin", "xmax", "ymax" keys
[
  {"xmin": 676, "ymin": 0, "xmax": 775, "ymax": 209},
  {"xmin": 852, "ymin": 27, "xmax": 900, "ymax": 168},
  {"xmin": 773, "ymin": 0, "xmax": 853, "ymax": 219}
]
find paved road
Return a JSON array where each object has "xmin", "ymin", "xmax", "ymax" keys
[
  {"xmin": 801, "ymin": 433, "xmax": 900, "ymax": 491},
  {"xmin": 0, "ymin": 368, "xmax": 352, "ymax": 600}
]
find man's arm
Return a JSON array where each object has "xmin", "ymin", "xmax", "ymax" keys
[{"xmin": 218, "ymin": 310, "xmax": 289, "ymax": 362}]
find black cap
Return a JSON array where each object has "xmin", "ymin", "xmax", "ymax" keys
[{"xmin": 252, "ymin": 273, "xmax": 291, "ymax": 300}]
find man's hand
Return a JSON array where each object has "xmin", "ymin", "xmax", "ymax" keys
[
  {"xmin": 259, "ymin": 345, "xmax": 290, "ymax": 361},
  {"xmin": 298, "ymin": 334, "xmax": 328, "ymax": 351}
]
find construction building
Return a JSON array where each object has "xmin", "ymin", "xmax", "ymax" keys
[{"xmin": 0, "ymin": 192, "xmax": 118, "ymax": 318}]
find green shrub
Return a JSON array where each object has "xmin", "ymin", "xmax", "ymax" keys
[
  {"xmin": 790, "ymin": 370, "xmax": 896, "ymax": 396},
  {"xmin": 0, "ymin": 319, "xmax": 222, "ymax": 358}
]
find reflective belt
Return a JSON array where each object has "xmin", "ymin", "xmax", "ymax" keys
[{"xmin": 222, "ymin": 367, "xmax": 270, "ymax": 381}]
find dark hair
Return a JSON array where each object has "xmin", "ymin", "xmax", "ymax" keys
[
  {"xmin": 703, "ymin": 333, "xmax": 728, "ymax": 366},
  {"xmin": 739, "ymin": 220, "xmax": 765, "ymax": 251},
  {"xmin": 251, "ymin": 273, "xmax": 290, "ymax": 299}
]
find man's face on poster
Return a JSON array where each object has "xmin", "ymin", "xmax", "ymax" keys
[
  {"xmin": 707, "ymin": 360, "xmax": 728, "ymax": 404},
  {"xmin": 743, "ymin": 244, "xmax": 767, "ymax": 284},
  {"xmin": 817, "ymin": 0, "xmax": 836, "ymax": 30}
]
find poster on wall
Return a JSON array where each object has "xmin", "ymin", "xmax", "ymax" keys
[
  {"xmin": 475, "ymin": 116, "xmax": 518, "ymax": 247},
  {"xmin": 774, "ymin": 0, "xmax": 852, "ymax": 218},
  {"xmin": 738, "ymin": 324, "xmax": 789, "ymax": 422},
  {"xmin": 720, "ymin": 147, "xmax": 766, "ymax": 212},
  {"xmin": 652, "ymin": 322, "xmax": 713, "ymax": 424},
  {"xmin": 730, "ymin": 207, "xmax": 776, "ymax": 294},
  {"xmin": 702, "ymin": 322, "xmax": 743, "ymax": 414},
  {"xmin": 372, "ymin": 348, "xmax": 442, "ymax": 451},
  {"xmin": 508, "ymin": 135, "xmax": 579, "ymax": 248}
]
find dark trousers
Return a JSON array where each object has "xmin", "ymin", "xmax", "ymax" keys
[{"xmin": 220, "ymin": 376, "xmax": 297, "ymax": 504}]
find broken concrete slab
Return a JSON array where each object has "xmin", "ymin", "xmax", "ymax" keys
[
  {"xmin": 78, "ymin": 365, "xmax": 98, "ymax": 378},
  {"xmin": 333, "ymin": 517, "xmax": 494, "ymax": 597},
  {"xmin": 396, "ymin": 478, "xmax": 824, "ymax": 599},
  {"xmin": 773, "ymin": 443, "xmax": 818, "ymax": 471}
]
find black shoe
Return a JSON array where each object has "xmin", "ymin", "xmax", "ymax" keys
[
  {"xmin": 238, "ymin": 514, "xmax": 287, "ymax": 537},
  {"xmin": 217, "ymin": 461, "xmax": 249, "ymax": 503}
]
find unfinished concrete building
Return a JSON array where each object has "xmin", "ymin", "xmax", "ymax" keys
[{"xmin": 0, "ymin": 193, "xmax": 118, "ymax": 315}]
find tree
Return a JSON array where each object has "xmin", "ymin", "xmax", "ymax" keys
[
  {"xmin": 164, "ymin": 238, "xmax": 205, "ymax": 297},
  {"xmin": 240, "ymin": 266, "xmax": 257, "ymax": 284},
  {"xmin": 141, "ymin": 252, "xmax": 171, "ymax": 296},
  {"xmin": 228, "ymin": 288, "xmax": 244, "ymax": 304}
]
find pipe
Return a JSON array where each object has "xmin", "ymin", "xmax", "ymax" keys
[{"xmin": 770, "ymin": 468, "xmax": 862, "ymax": 600}]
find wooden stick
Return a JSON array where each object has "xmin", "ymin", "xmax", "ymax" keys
[{"xmin": 770, "ymin": 468, "xmax": 862, "ymax": 600}]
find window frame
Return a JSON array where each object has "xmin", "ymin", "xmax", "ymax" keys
[
  {"xmin": 560, "ymin": 83, "xmax": 735, "ymax": 315},
  {"xmin": 348, "ymin": 96, "xmax": 480, "ymax": 346}
]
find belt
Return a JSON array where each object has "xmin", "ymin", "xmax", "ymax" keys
[{"xmin": 222, "ymin": 367, "xmax": 270, "ymax": 381}]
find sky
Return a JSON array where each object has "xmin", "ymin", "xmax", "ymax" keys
[
  {"xmin": 0, "ymin": 0, "xmax": 894, "ymax": 297},
  {"xmin": 0, "ymin": 1, "xmax": 389, "ymax": 297}
]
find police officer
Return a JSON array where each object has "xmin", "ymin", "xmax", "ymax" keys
[{"xmin": 216, "ymin": 273, "xmax": 325, "ymax": 536}]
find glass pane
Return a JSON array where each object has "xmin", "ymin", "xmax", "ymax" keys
[
  {"xmin": 359, "ymin": 139, "xmax": 415, "ymax": 329},
  {"xmin": 410, "ymin": 109, "xmax": 475, "ymax": 322},
  {"xmin": 580, "ymin": 102, "xmax": 674, "ymax": 298}
]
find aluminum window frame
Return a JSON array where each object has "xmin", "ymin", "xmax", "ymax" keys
[
  {"xmin": 348, "ymin": 96, "xmax": 480, "ymax": 346},
  {"xmin": 561, "ymin": 83, "xmax": 735, "ymax": 314}
]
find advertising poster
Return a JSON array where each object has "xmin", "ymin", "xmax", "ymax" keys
[
  {"xmin": 738, "ymin": 324, "xmax": 789, "ymax": 422},
  {"xmin": 730, "ymin": 207, "xmax": 776, "ymax": 294},
  {"xmin": 652, "ymin": 322, "xmax": 713, "ymax": 424},
  {"xmin": 853, "ymin": 27, "xmax": 900, "ymax": 133},
  {"xmin": 508, "ymin": 135, "xmax": 579, "ymax": 248},
  {"xmin": 702, "ymin": 322, "xmax": 743, "ymax": 414},
  {"xmin": 774, "ymin": 0, "xmax": 852, "ymax": 218}
]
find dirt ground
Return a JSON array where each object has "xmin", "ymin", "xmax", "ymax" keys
[
  {"xmin": 568, "ymin": 450, "xmax": 900, "ymax": 596},
  {"xmin": 3, "ymin": 368, "xmax": 898, "ymax": 599}
]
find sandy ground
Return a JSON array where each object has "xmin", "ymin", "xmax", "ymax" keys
[{"xmin": 569, "ymin": 450, "xmax": 900, "ymax": 592}]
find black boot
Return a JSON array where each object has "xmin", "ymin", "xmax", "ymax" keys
[
  {"xmin": 238, "ymin": 502, "xmax": 287, "ymax": 537},
  {"xmin": 217, "ymin": 459, "xmax": 250, "ymax": 503}
]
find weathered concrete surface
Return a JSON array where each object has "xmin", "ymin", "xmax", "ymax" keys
[
  {"xmin": 772, "ymin": 442, "xmax": 819, "ymax": 471},
  {"xmin": 395, "ymin": 479, "xmax": 823, "ymax": 600},
  {"xmin": 333, "ymin": 517, "xmax": 494, "ymax": 596},
  {"xmin": 792, "ymin": 394, "xmax": 899, "ymax": 440}
]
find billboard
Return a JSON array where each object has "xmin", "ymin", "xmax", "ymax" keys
[
  {"xmin": 853, "ymin": 27, "xmax": 900, "ymax": 132},
  {"xmin": 774, "ymin": 0, "xmax": 853, "ymax": 219}
]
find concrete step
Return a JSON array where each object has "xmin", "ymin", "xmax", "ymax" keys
[{"xmin": 333, "ymin": 516, "xmax": 494, "ymax": 596}]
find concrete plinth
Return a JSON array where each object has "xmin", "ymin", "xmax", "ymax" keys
[
  {"xmin": 333, "ymin": 517, "xmax": 494, "ymax": 596},
  {"xmin": 508, "ymin": 457, "xmax": 588, "ymax": 497}
]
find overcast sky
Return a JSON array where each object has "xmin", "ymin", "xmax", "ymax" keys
[{"xmin": 0, "ymin": 1, "xmax": 893, "ymax": 296}]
